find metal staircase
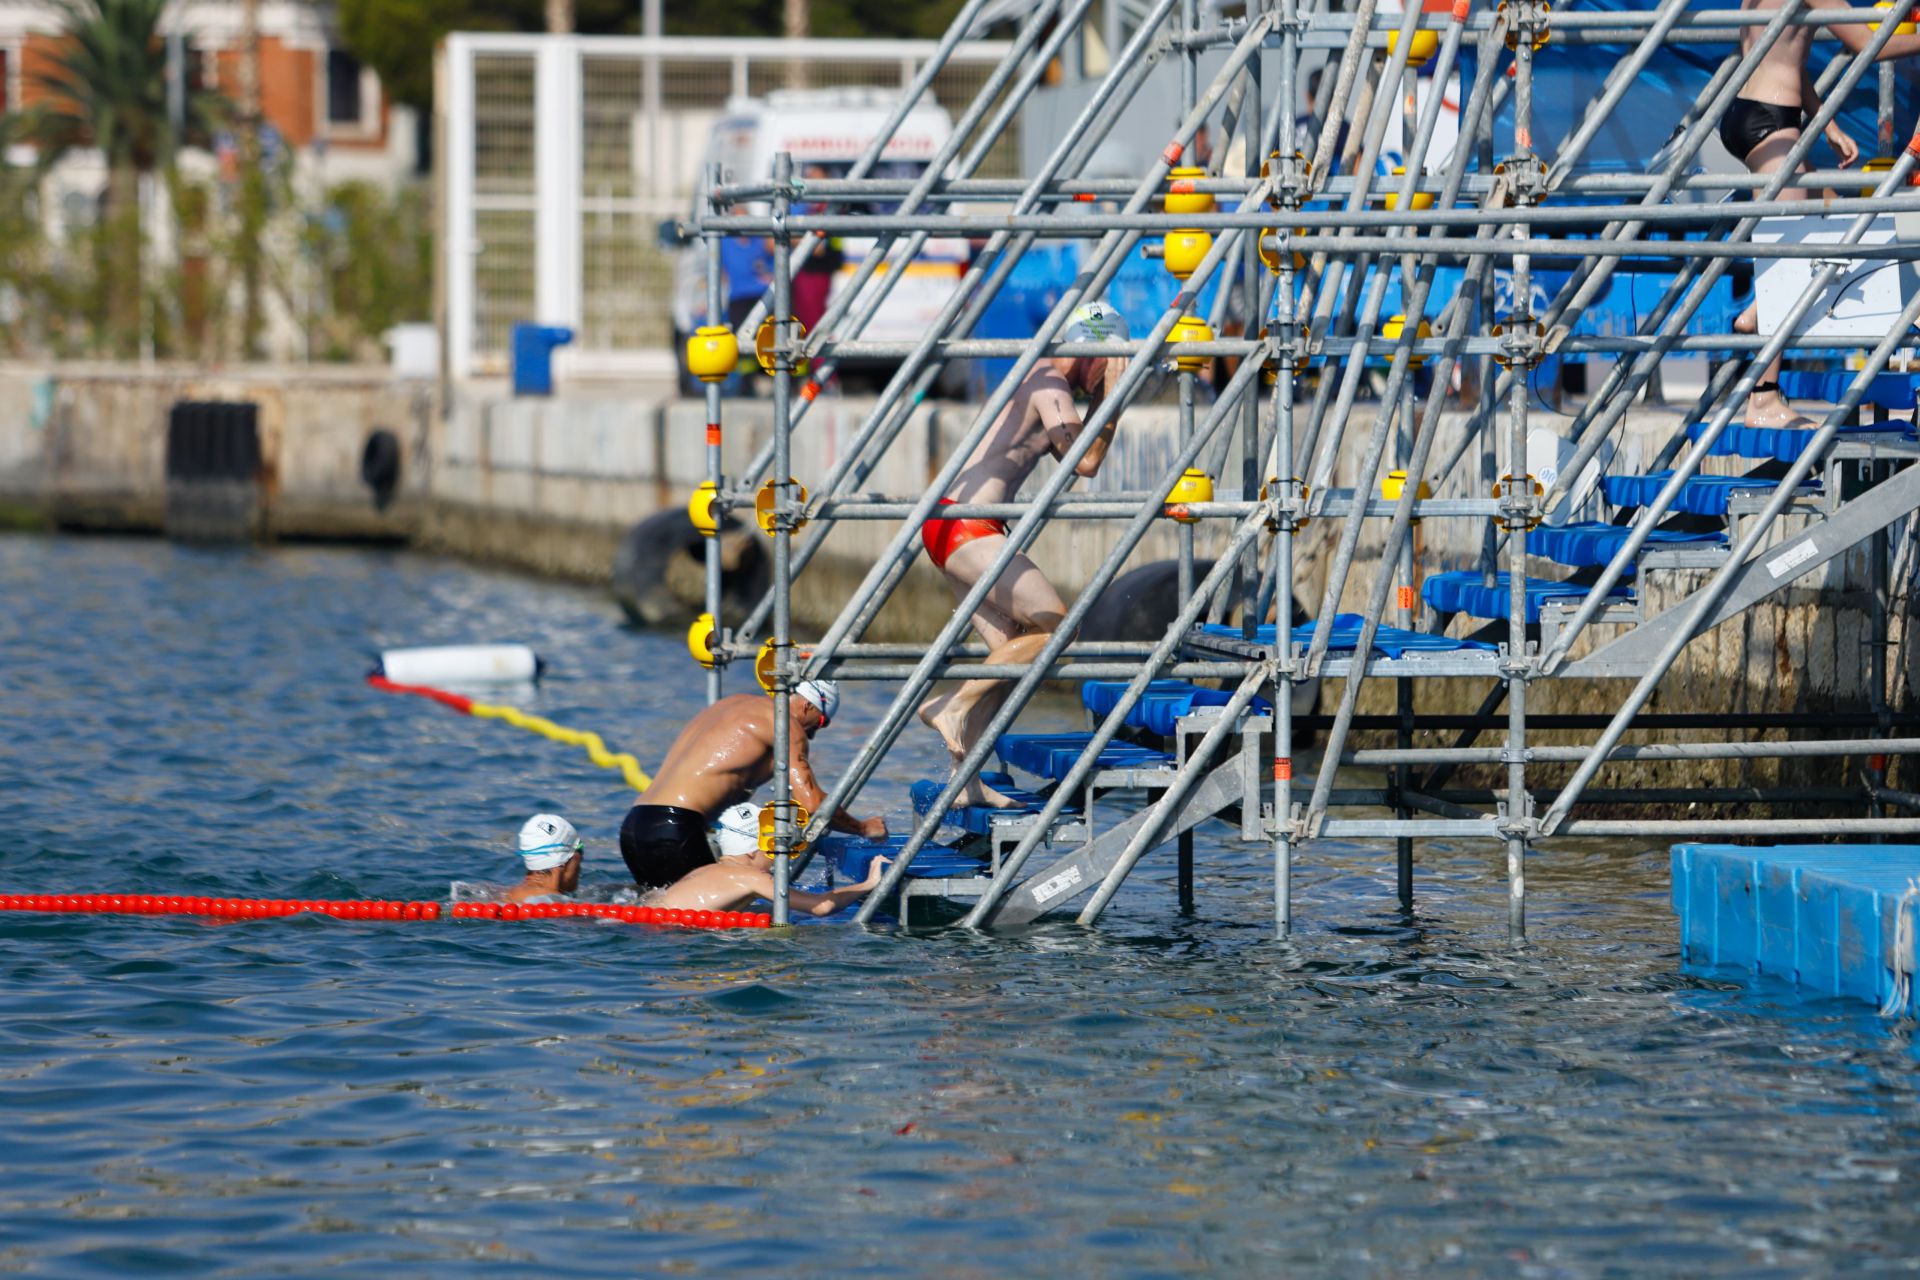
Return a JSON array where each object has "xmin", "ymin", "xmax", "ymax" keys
[{"xmin": 684, "ymin": 0, "xmax": 1920, "ymax": 939}]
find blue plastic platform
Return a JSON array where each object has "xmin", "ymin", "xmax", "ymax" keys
[
  {"xmin": 1601, "ymin": 471, "xmax": 1813, "ymax": 517},
  {"xmin": 1198, "ymin": 615, "xmax": 1496, "ymax": 658},
  {"xmin": 819, "ymin": 834, "xmax": 986, "ymax": 883},
  {"xmin": 1079, "ymin": 679, "xmax": 1274, "ymax": 737},
  {"xmin": 1683, "ymin": 420, "xmax": 1901, "ymax": 464},
  {"xmin": 1778, "ymin": 369, "xmax": 1917, "ymax": 412},
  {"xmin": 994, "ymin": 733, "xmax": 1175, "ymax": 781},
  {"xmin": 1526, "ymin": 520, "xmax": 1725, "ymax": 569},
  {"xmin": 1422, "ymin": 571, "xmax": 1631, "ymax": 623},
  {"xmin": 909, "ymin": 771, "xmax": 1070, "ymax": 835},
  {"xmin": 1672, "ymin": 844, "xmax": 1920, "ymax": 1017}
]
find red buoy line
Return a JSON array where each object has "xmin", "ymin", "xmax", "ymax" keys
[{"xmin": 0, "ymin": 894, "xmax": 769, "ymax": 930}]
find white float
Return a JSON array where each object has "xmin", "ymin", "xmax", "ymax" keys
[
  {"xmin": 1752, "ymin": 213, "xmax": 1920, "ymax": 340},
  {"xmin": 376, "ymin": 644, "xmax": 542, "ymax": 685}
]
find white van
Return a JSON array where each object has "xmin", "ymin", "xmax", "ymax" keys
[{"xmin": 667, "ymin": 88, "xmax": 972, "ymax": 389}]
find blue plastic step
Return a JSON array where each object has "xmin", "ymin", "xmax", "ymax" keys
[
  {"xmin": 994, "ymin": 733, "xmax": 1175, "ymax": 781},
  {"xmin": 1526, "ymin": 520, "xmax": 1726, "ymax": 569},
  {"xmin": 820, "ymin": 834, "xmax": 986, "ymax": 883},
  {"xmin": 1683, "ymin": 420, "xmax": 1900, "ymax": 464},
  {"xmin": 1601, "ymin": 470, "xmax": 1813, "ymax": 518},
  {"xmin": 1198, "ymin": 615, "xmax": 1496, "ymax": 658},
  {"xmin": 1672, "ymin": 843, "xmax": 1920, "ymax": 1016},
  {"xmin": 1080, "ymin": 679, "xmax": 1274, "ymax": 737},
  {"xmin": 1777, "ymin": 369, "xmax": 1917, "ymax": 411},
  {"xmin": 910, "ymin": 772, "xmax": 1071, "ymax": 835},
  {"xmin": 1422, "ymin": 571, "xmax": 1632, "ymax": 623}
]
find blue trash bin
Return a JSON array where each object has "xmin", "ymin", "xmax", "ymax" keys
[{"xmin": 510, "ymin": 324, "xmax": 574, "ymax": 396}]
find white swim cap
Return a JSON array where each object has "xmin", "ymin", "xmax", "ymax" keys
[
  {"xmin": 794, "ymin": 678, "xmax": 840, "ymax": 726},
  {"xmin": 714, "ymin": 802, "xmax": 762, "ymax": 859},
  {"xmin": 517, "ymin": 814, "xmax": 582, "ymax": 871},
  {"xmin": 1060, "ymin": 299, "xmax": 1130, "ymax": 346}
]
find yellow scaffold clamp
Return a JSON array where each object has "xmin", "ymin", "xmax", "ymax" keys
[
  {"xmin": 1493, "ymin": 474, "xmax": 1545, "ymax": 530},
  {"xmin": 1497, "ymin": 0, "xmax": 1552, "ymax": 50},
  {"xmin": 688, "ymin": 612, "xmax": 718, "ymax": 668},
  {"xmin": 1167, "ymin": 314, "xmax": 1214, "ymax": 373},
  {"xmin": 1261, "ymin": 150, "xmax": 1312, "ymax": 210},
  {"xmin": 1381, "ymin": 469, "xmax": 1434, "ymax": 522},
  {"xmin": 1163, "ymin": 228, "xmax": 1212, "ymax": 281},
  {"xmin": 1387, "ymin": 25, "xmax": 1440, "ymax": 67},
  {"xmin": 1861, "ymin": 156, "xmax": 1897, "ymax": 197},
  {"xmin": 689, "ymin": 481, "xmax": 720, "ymax": 537},
  {"xmin": 1262, "ymin": 476, "xmax": 1311, "ymax": 532},
  {"xmin": 1382, "ymin": 314, "xmax": 1433, "ymax": 367},
  {"xmin": 1164, "ymin": 469, "xmax": 1214, "ymax": 523},
  {"xmin": 1872, "ymin": 1, "xmax": 1917, "ymax": 34},
  {"xmin": 754, "ymin": 477, "xmax": 810, "ymax": 535},
  {"xmin": 1383, "ymin": 166, "xmax": 1435, "ymax": 212},
  {"xmin": 754, "ymin": 315, "xmax": 810, "ymax": 377},
  {"xmin": 1258, "ymin": 325, "xmax": 1312, "ymax": 383},
  {"xmin": 685, "ymin": 324, "xmax": 740, "ymax": 383},
  {"xmin": 754, "ymin": 638, "xmax": 783, "ymax": 692},
  {"xmin": 1259, "ymin": 228, "xmax": 1309, "ymax": 274},
  {"xmin": 1164, "ymin": 167, "xmax": 1215, "ymax": 216},
  {"xmin": 758, "ymin": 804, "xmax": 812, "ymax": 855}
]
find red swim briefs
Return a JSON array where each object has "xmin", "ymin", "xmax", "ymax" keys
[{"xmin": 921, "ymin": 497, "xmax": 1008, "ymax": 570}]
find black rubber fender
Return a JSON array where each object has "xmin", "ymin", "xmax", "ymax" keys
[
  {"xmin": 611, "ymin": 508, "xmax": 770, "ymax": 628},
  {"xmin": 360, "ymin": 428, "xmax": 402, "ymax": 510}
]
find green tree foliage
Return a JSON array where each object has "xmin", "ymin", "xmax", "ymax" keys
[
  {"xmin": 25, "ymin": 0, "xmax": 225, "ymax": 356},
  {"xmin": 339, "ymin": 0, "xmax": 970, "ymax": 108}
]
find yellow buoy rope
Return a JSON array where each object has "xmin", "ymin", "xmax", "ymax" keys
[{"xmin": 367, "ymin": 674, "xmax": 652, "ymax": 792}]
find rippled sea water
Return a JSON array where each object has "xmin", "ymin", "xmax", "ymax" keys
[{"xmin": 3, "ymin": 533, "xmax": 1918, "ymax": 1277}]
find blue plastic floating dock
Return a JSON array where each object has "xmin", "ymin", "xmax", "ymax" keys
[
  {"xmin": 1601, "ymin": 471, "xmax": 1811, "ymax": 517},
  {"xmin": 1778, "ymin": 368, "xmax": 1916, "ymax": 411},
  {"xmin": 820, "ymin": 834, "xmax": 985, "ymax": 882},
  {"xmin": 1526, "ymin": 521, "xmax": 1725, "ymax": 569},
  {"xmin": 1671, "ymin": 844, "xmax": 1920, "ymax": 1017},
  {"xmin": 1422, "ymin": 571, "xmax": 1632, "ymax": 623}
]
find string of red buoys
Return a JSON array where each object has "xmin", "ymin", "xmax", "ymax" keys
[{"xmin": 0, "ymin": 894, "xmax": 770, "ymax": 930}]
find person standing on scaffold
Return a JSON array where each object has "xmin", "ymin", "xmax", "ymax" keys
[
  {"xmin": 1722, "ymin": 0, "xmax": 1920, "ymax": 428},
  {"xmin": 916, "ymin": 300, "xmax": 1130, "ymax": 809}
]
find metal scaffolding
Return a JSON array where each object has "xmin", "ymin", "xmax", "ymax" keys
[{"xmin": 683, "ymin": 0, "xmax": 1920, "ymax": 937}]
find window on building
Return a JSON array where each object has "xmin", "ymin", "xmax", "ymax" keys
[{"xmin": 326, "ymin": 49, "xmax": 363, "ymax": 126}]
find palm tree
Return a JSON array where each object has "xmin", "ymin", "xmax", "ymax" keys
[{"xmin": 29, "ymin": 0, "xmax": 224, "ymax": 355}]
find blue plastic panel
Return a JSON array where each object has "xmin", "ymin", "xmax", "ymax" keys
[
  {"xmin": 1601, "ymin": 471, "xmax": 1812, "ymax": 517},
  {"xmin": 909, "ymin": 772, "xmax": 1070, "ymax": 835},
  {"xmin": 994, "ymin": 733, "xmax": 1174, "ymax": 781},
  {"xmin": 1683, "ymin": 420, "xmax": 1902, "ymax": 464},
  {"xmin": 1198, "ymin": 614, "xmax": 1496, "ymax": 658},
  {"xmin": 1079, "ymin": 680, "xmax": 1274, "ymax": 738},
  {"xmin": 1526, "ymin": 521, "xmax": 1725, "ymax": 569},
  {"xmin": 1777, "ymin": 369, "xmax": 1918, "ymax": 412},
  {"xmin": 1671, "ymin": 844, "xmax": 1920, "ymax": 1016},
  {"xmin": 820, "ymin": 834, "xmax": 985, "ymax": 883},
  {"xmin": 1421, "ymin": 571, "xmax": 1632, "ymax": 623}
]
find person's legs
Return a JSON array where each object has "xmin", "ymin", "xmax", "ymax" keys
[
  {"xmin": 916, "ymin": 533, "xmax": 1070, "ymax": 808},
  {"xmin": 1734, "ymin": 128, "xmax": 1816, "ymax": 430}
]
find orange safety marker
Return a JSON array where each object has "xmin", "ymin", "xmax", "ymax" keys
[{"xmin": 0, "ymin": 894, "xmax": 769, "ymax": 929}]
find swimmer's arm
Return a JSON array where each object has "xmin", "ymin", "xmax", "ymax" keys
[
  {"xmin": 1815, "ymin": 0, "xmax": 1920, "ymax": 59},
  {"xmin": 744, "ymin": 858, "xmax": 890, "ymax": 917},
  {"xmin": 787, "ymin": 743, "xmax": 889, "ymax": 839},
  {"xmin": 1040, "ymin": 394, "xmax": 1117, "ymax": 478}
]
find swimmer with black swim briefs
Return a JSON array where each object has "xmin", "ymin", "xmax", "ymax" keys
[
  {"xmin": 649, "ymin": 802, "xmax": 892, "ymax": 917},
  {"xmin": 618, "ymin": 681, "xmax": 886, "ymax": 892}
]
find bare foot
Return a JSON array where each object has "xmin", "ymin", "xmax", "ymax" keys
[
  {"xmin": 1745, "ymin": 388, "xmax": 1817, "ymax": 431},
  {"xmin": 1733, "ymin": 302, "xmax": 1758, "ymax": 336},
  {"xmin": 954, "ymin": 770, "xmax": 1024, "ymax": 810},
  {"xmin": 923, "ymin": 695, "xmax": 973, "ymax": 761}
]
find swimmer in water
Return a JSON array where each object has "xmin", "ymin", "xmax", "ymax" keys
[
  {"xmin": 506, "ymin": 813, "xmax": 584, "ymax": 904},
  {"xmin": 916, "ymin": 299, "xmax": 1130, "ymax": 809},
  {"xmin": 650, "ymin": 802, "xmax": 892, "ymax": 916},
  {"xmin": 619, "ymin": 679, "xmax": 887, "ymax": 893}
]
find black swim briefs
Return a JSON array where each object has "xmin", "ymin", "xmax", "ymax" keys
[
  {"xmin": 619, "ymin": 804, "xmax": 716, "ymax": 890},
  {"xmin": 1719, "ymin": 97, "xmax": 1805, "ymax": 164}
]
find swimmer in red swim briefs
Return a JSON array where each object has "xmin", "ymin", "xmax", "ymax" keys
[{"xmin": 917, "ymin": 299, "xmax": 1130, "ymax": 809}]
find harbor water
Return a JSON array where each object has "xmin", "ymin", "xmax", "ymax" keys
[{"xmin": 3, "ymin": 534, "xmax": 1917, "ymax": 1276}]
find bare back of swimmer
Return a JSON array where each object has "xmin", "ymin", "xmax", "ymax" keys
[
  {"xmin": 916, "ymin": 300, "xmax": 1131, "ymax": 809},
  {"xmin": 620, "ymin": 683, "xmax": 886, "ymax": 890}
]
